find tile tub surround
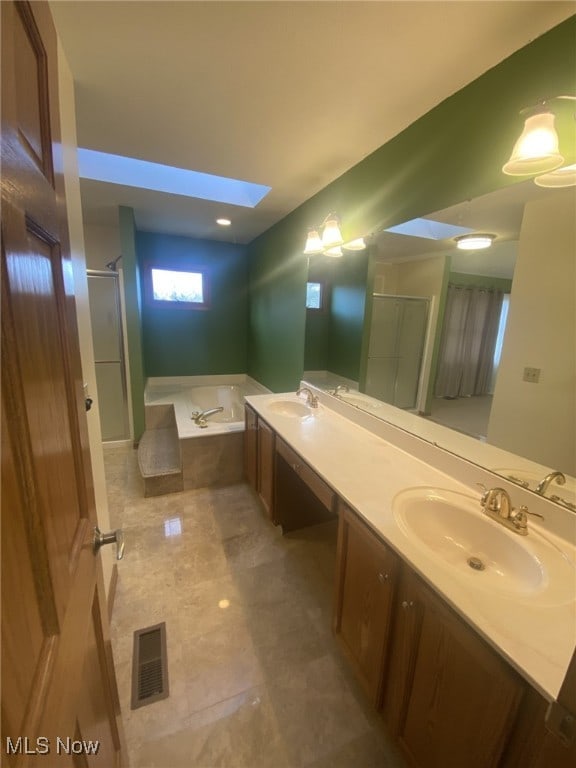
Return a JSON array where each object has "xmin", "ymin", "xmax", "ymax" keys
[
  {"xmin": 143, "ymin": 375, "xmax": 270, "ymax": 491},
  {"xmin": 245, "ymin": 391, "xmax": 576, "ymax": 703},
  {"xmin": 144, "ymin": 374, "xmax": 270, "ymax": 439},
  {"xmin": 103, "ymin": 444, "xmax": 406, "ymax": 768}
]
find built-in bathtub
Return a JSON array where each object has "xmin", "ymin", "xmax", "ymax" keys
[{"xmin": 144, "ymin": 375, "xmax": 269, "ymax": 490}]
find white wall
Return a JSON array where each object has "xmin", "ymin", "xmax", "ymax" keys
[
  {"xmin": 56, "ymin": 40, "xmax": 115, "ymax": 596},
  {"xmin": 374, "ymin": 254, "xmax": 447, "ymax": 412},
  {"xmin": 84, "ymin": 224, "xmax": 122, "ymax": 271},
  {"xmin": 488, "ymin": 190, "xmax": 576, "ymax": 474}
]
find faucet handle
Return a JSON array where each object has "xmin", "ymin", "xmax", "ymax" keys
[{"xmin": 519, "ymin": 505, "xmax": 544, "ymax": 521}]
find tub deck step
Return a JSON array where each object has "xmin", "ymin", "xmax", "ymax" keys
[{"xmin": 137, "ymin": 427, "xmax": 183, "ymax": 496}]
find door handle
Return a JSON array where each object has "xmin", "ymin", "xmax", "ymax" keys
[{"xmin": 93, "ymin": 526, "xmax": 125, "ymax": 560}]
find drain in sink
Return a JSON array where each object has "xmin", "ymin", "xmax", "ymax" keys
[{"xmin": 467, "ymin": 556, "xmax": 485, "ymax": 571}]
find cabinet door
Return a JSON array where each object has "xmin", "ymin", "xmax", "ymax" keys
[
  {"xmin": 334, "ymin": 502, "xmax": 399, "ymax": 705},
  {"xmin": 244, "ymin": 405, "xmax": 258, "ymax": 490},
  {"xmin": 384, "ymin": 567, "xmax": 523, "ymax": 768},
  {"xmin": 257, "ymin": 417, "xmax": 275, "ymax": 521}
]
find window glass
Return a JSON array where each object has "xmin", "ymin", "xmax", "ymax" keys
[
  {"xmin": 306, "ymin": 281, "xmax": 322, "ymax": 310},
  {"xmin": 151, "ymin": 268, "xmax": 204, "ymax": 303}
]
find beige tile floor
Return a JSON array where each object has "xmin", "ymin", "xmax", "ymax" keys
[{"xmin": 104, "ymin": 443, "xmax": 405, "ymax": 768}]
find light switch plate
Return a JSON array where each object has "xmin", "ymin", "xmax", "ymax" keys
[{"xmin": 523, "ymin": 367, "xmax": 541, "ymax": 383}]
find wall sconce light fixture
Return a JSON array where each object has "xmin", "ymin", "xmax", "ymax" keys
[
  {"xmin": 304, "ymin": 214, "xmax": 366, "ymax": 257},
  {"xmin": 503, "ymin": 96, "xmax": 576, "ymax": 187}
]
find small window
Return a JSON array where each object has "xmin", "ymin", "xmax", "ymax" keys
[
  {"xmin": 306, "ymin": 281, "xmax": 323, "ymax": 310},
  {"xmin": 147, "ymin": 266, "xmax": 209, "ymax": 309}
]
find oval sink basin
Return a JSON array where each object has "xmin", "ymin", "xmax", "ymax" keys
[
  {"xmin": 267, "ymin": 400, "xmax": 313, "ymax": 418},
  {"xmin": 392, "ymin": 487, "xmax": 574, "ymax": 603}
]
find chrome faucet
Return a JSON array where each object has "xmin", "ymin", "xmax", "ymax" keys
[
  {"xmin": 296, "ymin": 386, "xmax": 318, "ymax": 408},
  {"xmin": 535, "ymin": 471, "xmax": 566, "ymax": 495},
  {"xmin": 333, "ymin": 384, "xmax": 350, "ymax": 397},
  {"xmin": 191, "ymin": 406, "xmax": 224, "ymax": 428},
  {"xmin": 479, "ymin": 486, "xmax": 543, "ymax": 536}
]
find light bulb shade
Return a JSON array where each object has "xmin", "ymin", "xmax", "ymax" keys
[
  {"xmin": 455, "ymin": 234, "xmax": 495, "ymax": 251},
  {"xmin": 502, "ymin": 111, "xmax": 564, "ymax": 176},
  {"xmin": 304, "ymin": 229, "xmax": 324, "ymax": 254},
  {"xmin": 342, "ymin": 237, "xmax": 366, "ymax": 251},
  {"xmin": 534, "ymin": 163, "xmax": 576, "ymax": 188},
  {"xmin": 324, "ymin": 246, "xmax": 343, "ymax": 257},
  {"xmin": 321, "ymin": 217, "xmax": 344, "ymax": 248}
]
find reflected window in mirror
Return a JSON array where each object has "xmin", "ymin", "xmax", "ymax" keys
[{"xmin": 306, "ymin": 281, "xmax": 326, "ymax": 311}]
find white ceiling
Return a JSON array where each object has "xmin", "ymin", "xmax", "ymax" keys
[{"xmin": 50, "ymin": 1, "xmax": 575, "ymax": 244}]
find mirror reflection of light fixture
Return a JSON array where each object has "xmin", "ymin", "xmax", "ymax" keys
[
  {"xmin": 303, "ymin": 229, "xmax": 324, "ymax": 255},
  {"xmin": 321, "ymin": 216, "xmax": 344, "ymax": 248},
  {"xmin": 343, "ymin": 237, "xmax": 366, "ymax": 251},
  {"xmin": 455, "ymin": 233, "xmax": 496, "ymax": 251},
  {"xmin": 535, "ymin": 162, "xmax": 576, "ymax": 188},
  {"xmin": 304, "ymin": 215, "xmax": 367, "ymax": 256}
]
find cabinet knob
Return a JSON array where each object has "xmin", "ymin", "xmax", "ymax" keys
[
  {"xmin": 377, "ymin": 572, "xmax": 389, "ymax": 584},
  {"xmin": 401, "ymin": 600, "xmax": 414, "ymax": 609}
]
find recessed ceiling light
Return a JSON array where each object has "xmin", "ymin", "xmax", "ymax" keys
[
  {"xmin": 455, "ymin": 233, "xmax": 496, "ymax": 250},
  {"xmin": 216, "ymin": 218, "xmax": 231, "ymax": 226}
]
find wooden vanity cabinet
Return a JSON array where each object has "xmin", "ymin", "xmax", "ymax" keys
[
  {"xmin": 244, "ymin": 405, "xmax": 276, "ymax": 522},
  {"xmin": 244, "ymin": 404, "xmax": 258, "ymax": 488},
  {"xmin": 334, "ymin": 500, "xmax": 399, "ymax": 706},
  {"xmin": 383, "ymin": 566, "xmax": 525, "ymax": 768},
  {"xmin": 258, "ymin": 417, "xmax": 276, "ymax": 522},
  {"xmin": 333, "ymin": 503, "xmax": 574, "ymax": 767}
]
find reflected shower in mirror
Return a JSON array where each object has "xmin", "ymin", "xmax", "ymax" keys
[{"xmin": 304, "ymin": 181, "xmax": 575, "ymax": 511}]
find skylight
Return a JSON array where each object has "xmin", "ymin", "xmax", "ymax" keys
[
  {"xmin": 385, "ymin": 218, "xmax": 472, "ymax": 241},
  {"xmin": 77, "ymin": 148, "xmax": 271, "ymax": 208}
]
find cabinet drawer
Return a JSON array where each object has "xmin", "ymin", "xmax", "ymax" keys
[{"xmin": 276, "ymin": 437, "xmax": 335, "ymax": 510}]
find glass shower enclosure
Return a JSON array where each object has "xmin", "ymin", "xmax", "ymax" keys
[{"xmin": 87, "ymin": 270, "xmax": 131, "ymax": 441}]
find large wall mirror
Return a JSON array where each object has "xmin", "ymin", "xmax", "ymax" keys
[{"xmin": 304, "ymin": 181, "xmax": 575, "ymax": 511}]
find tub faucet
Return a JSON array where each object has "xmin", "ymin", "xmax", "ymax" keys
[
  {"xmin": 296, "ymin": 387, "xmax": 318, "ymax": 408},
  {"xmin": 535, "ymin": 471, "xmax": 566, "ymax": 495},
  {"xmin": 192, "ymin": 407, "xmax": 224, "ymax": 428}
]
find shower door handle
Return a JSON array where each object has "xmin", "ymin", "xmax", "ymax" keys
[{"xmin": 93, "ymin": 526, "xmax": 125, "ymax": 560}]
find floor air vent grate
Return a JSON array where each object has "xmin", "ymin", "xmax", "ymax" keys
[{"xmin": 131, "ymin": 622, "xmax": 169, "ymax": 709}]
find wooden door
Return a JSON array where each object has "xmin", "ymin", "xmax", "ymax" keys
[
  {"xmin": 1, "ymin": 2, "xmax": 124, "ymax": 765},
  {"xmin": 333, "ymin": 503, "xmax": 398, "ymax": 705},
  {"xmin": 385, "ymin": 567, "xmax": 523, "ymax": 768}
]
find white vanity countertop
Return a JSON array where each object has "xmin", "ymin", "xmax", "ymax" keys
[{"xmin": 245, "ymin": 392, "xmax": 576, "ymax": 702}]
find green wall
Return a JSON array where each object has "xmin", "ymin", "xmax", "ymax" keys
[
  {"xmin": 247, "ymin": 222, "xmax": 308, "ymax": 392},
  {"xmin": 327, "ymin": 251, "xmax": 369, "ymax": 380},
  {"xmin": 136, "ymin": 232, "xmax": 248, "ymax": 377},
  {"xmin": 246, "ymin": 17, "xmax": 575, "ymax": 393},
  {"xmin": 304, "ymin": 252, "xmax": 369, "ymax": 378},
  {"xmin": 118, "ymin": 206, "xmax": 146, "ymax": 442}
]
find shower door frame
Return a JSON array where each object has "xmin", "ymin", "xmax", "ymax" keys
[{"xmin": 87, "ymin": 269, "xmax": 132, "ymax": 442}]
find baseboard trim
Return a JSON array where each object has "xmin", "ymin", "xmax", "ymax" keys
[{"xmin": 108, "ymin": 562, "xmax": 119, "ymax": 620}]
